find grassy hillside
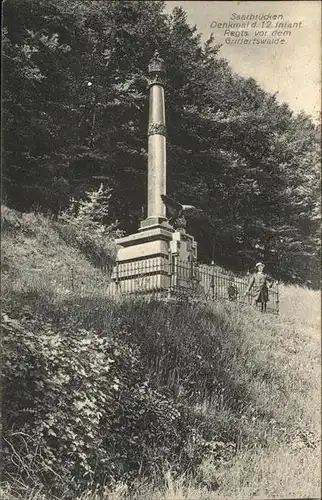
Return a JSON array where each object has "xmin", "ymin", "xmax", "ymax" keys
[
  {"xmin": 1, "ymin": 204, "xmax": 117, "ymax": 300},
  {"xmin": 1, "ymin": 206, "xmax": 321, "ymax": 499}
]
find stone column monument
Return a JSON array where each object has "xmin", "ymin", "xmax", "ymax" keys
[
  {"xmin": 141, "ymin": 50, "xmax": 167, "ymax": 227},
  {"xmin": 113, "ymin": 50, "xmax": 197, "ymax": 295}
]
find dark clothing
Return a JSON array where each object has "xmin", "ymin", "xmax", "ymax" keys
[
  {"xmin": 227, "ymin": 284, "xmax": 238, "ymax": 301},
  {"xmin": 247, "ymin": 272, "xmax": 272, "ymax": 303}
]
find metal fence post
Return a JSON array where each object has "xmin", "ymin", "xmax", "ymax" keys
[
  {"xmin": 211, "ymin": 264, "xmax": 215, "ymax": 300},
  {"xmin": 115, "ymin": 258, "xmax": 119, "ymax": 295},
  {"xmin": 71, "ymin": 267, "xmax": 75, "ymax": 290},
  {"xmin": 168, "ymin": 249, "xmax": 173, "ymax": 296},
  {"xmin": 173, "ymin": 254, "xmax": 178, "ymax": 291},
  {"xmin": 190, "ymin": 257, "xmax": 194, "ymax": 280}
]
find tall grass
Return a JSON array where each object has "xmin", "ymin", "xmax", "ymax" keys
[
  {"xmin": 1, "ymin": 206, "xmax": 320, "ymax": 499},
  {"xmin": 3, "ymin": 291, "xmax": 319, "ymax": 499},
  {"xmin": 139, "ymin": 286, "xmax": 321, "ymax": 500},
  {"xmin": 1, "ymin": 205, "xmax": 114, "ymax": 304}
]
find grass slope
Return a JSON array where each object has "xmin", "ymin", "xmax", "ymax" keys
[
  {"xmin": 1, "ymin": 205, "xmax": 114, "ymax": 301},
  {"xmin": 1, "ymin": 206, "xmax": 321, "ymax": 499}
]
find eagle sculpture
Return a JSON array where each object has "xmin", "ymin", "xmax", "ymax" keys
[{"xmin": 161, "ymin": 194, "xmax": 200, "ymax": 225}]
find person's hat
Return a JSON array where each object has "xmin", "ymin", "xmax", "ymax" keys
[{"xmin": 255, "ymin": 262, "xmax": 265, "ymax": 268}]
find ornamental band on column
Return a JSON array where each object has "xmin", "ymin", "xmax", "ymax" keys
[{"xmin": 148, "ymin": 123, "xmax": 167, "ymax": 136}]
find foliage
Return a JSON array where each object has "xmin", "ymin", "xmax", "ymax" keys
[
  {"xmin": 2, "ymin": 285, "xmax": 320, "ymax": 498},
  {"xmin": 1, "ymin": 306, "xmax": 230, "ymax": 498},
  {"xmin": 2, "ymin": 0, "xmax": 320, "ymax": 285},
  {"xmin": 1, "ymin": 204, "xmax": 116, "ymax": 301},
  {"xmin": 58, "ymin": 184, "xmax": 121, "ymax": 266}
]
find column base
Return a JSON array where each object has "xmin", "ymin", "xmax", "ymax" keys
[
  {"xmin": 139, "ymin": 217, "xmax": 173, "ymax": 231},
  {"xmin": 109, "ymin": 226, "xmax": 198, "ymax": 296},
  {"xmin": 112, "ymin": 224, "xmax": 174, "ymax": 295}
]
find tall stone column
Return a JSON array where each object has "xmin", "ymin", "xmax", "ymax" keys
[
  {"xmin": 141, "ymin": 50, "xmax": 167, "ymax": 227},
  {"xmin": 112, "ymin": 49, "xmax": 197, "ymax": 296}
]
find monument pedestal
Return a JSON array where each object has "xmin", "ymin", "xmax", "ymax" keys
[
  {"xmin": 113, "ymin": 221, "xmax": 173, "ymax": 295},
  {"xmin": 170, "ymin": 228, "xmax": 197, "ymax": 261},
  {"xmin": 112, "ymin": 222, "xmax": 197, "ymax": 295},
  {"xmin": 168, "ymin": 228, "xmax": 198, "ymax": 290}
]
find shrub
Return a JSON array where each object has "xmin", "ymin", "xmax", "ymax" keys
[
  {"xmin": 57, "ymin": 185, "xmax": 121, "ymax": 267},
  {"xmin": 1, "ymin": 308, "xmax": 219, "ymax": 498}
]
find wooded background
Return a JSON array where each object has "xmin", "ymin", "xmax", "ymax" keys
[{"xmin": 3, "ymin": 0, "xmax": 320, "ymax": 286}]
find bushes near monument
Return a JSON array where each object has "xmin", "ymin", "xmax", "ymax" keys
[{"xmin": 1, "ymin": 305, "xmax": 234, "ymax": 497}]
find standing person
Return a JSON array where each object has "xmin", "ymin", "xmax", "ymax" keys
[
  {"xmin": 245, "ymin": 262, "xmax": 274, "ymax": 312},
  {"xmin": 227, "ymin": 278, "xmax": 238, "ymax": 301}
]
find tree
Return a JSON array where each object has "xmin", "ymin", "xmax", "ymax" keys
[{"xmin": 3, "ymin": 0, "xmax": 320, "ymax": 285}]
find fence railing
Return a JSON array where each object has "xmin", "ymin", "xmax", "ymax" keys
[
  {"xmin": 111, "ymin": 257, "xmax": 278, "ymax": 314},
  {"xmin": 17, "ymin": 257, "xmax": 279, "ymax": 314}
]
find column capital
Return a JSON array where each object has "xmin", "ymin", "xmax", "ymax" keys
[{"xmin": 148, "ymin": 50, "xmax": 166, "ymax": 86}]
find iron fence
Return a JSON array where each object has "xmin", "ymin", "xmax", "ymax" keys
[
  {"xmin": 111, "ymin": 257, "xmax": 278, "ymax": 314},
  {"xmin": 18, "ymin": 257, "xmax": 279, "ymax": 314}
]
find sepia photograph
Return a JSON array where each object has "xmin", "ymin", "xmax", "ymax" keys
[{"xmin": 1, "ymin": 1, "xmax": 321, "ymax": 499}]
